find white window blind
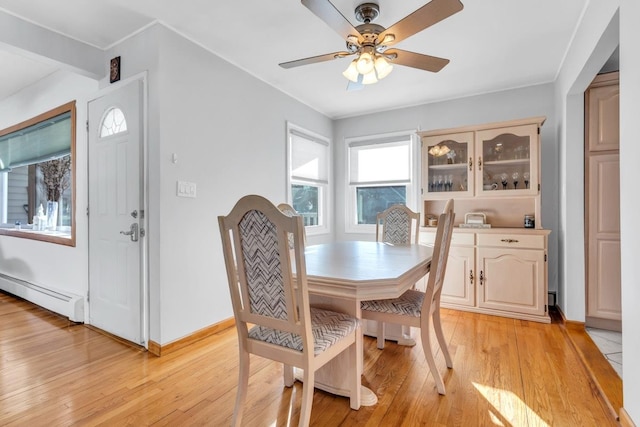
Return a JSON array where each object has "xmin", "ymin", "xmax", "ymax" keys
[
  {"xmin": 291, "ymin": 131, "xmax": 329, "ymax": 184},
  {"xmin": 349, "ymin": 138, "xmax": 411, "ymax": 185},
  {"xmin": 0, "ymin": 111, "xmax": 71, "ymax": 171}
]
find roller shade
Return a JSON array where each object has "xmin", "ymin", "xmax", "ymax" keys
[
  {"xmin": 0, "ymin": 111, "xmax": 71, "ymax": 172},
  {"xmin": 349, "ymin": 138, "xmax": 411, "ymax": 185},
  {"xmin": 290, "ymin": 131, "xmax": 329, "ymax": 184}
]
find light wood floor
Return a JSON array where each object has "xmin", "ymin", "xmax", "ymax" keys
[{"xmin": 0, "ymin": 291, "xmax": 619, "ymax": 426}]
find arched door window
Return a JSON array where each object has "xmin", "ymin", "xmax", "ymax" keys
[{"xmin": 100, "ymin": 107, "xmax": 128, "ymax": 137}]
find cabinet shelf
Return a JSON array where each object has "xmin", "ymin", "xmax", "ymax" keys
[
  {"xmin": 483, "ymin": 158, "xmax": 529, "ymax": 166},
  {"xmin": 429, "ymin": 163, "xmax": 468, "ymax": 170}
]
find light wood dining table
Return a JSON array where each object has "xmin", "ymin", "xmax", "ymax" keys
[{"xmin": 301, "ymin": 241, "xmax": 433, "ymax": 408}]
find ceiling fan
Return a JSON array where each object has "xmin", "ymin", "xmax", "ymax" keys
[{"xmin": 279, "ymin": 0, "xmax": 464, "ymax": 89}]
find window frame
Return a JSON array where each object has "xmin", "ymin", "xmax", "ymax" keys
[
  {"xmin": 286, "ymin": 122, "xmax": 331, "ymax": 236},
  {"xmin": 345, "ymin": 130, "xmax": 420, "ymax": 234}
]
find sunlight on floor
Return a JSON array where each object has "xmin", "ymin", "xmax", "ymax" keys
[{"xmin": 473, "ymin": 382, "xmax": 549, "ymax": 427}]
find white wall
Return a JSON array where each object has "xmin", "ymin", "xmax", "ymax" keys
[
  {"xmin": 620, "ymin": 0, "xmax": 640, "ymax": 420},
  {"xmin": 0, "ymin": 71, "xmax": 98, "ymax": 299},
  {"xmin": 333, "ymin": 84, "xmax": 559, "ymax": 291},
  {"xmin": 108, "ymin": 25, "xmax": 333, "ymax": 344},
  {"xmin": 554, "ymin": 0, "xmax": 619, "ymax": 321},
  {"xmin": 553, "ymin": 0, "xmax": 640, "ymax": 418}
]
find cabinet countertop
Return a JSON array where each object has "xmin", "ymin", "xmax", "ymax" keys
[{"xmin": 420, "ymin": 226, "xmax": 551, "ymax": 235}]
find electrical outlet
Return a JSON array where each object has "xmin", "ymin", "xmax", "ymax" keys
[{"xmin": 177, "ymin": 181, "xmax": 197, "ymax": 198}]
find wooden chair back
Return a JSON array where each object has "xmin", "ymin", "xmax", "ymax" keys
[
  {"xmin": 219, "ymin": 195, "xmax": 313, "ymax": 356},
  {"xmin": 423, "ymin": 199, "xmax": 455, "ymax": 315},
  {"xmin": 376, "ymin": 204, "xmax": 420, "ymax": 245}
]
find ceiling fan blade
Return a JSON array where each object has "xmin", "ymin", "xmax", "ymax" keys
[
  {"xmin": 302, "ymin": 0, "xmax": 363, "ymax": 42},
  {"xmin": 279, "ymin": 51, "xmax": 353, "ymax": 69},
  {"xmin": 386, "ymin": 49, "xmax": 450, "ymax": 72},
  {"xmin": 377, "ymin": 0, "xmax": 463, "ymax": 46}
]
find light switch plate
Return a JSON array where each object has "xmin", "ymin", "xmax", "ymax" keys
[{"xmin": 177, "ymin": 181, "xmax": 197, "ymax": 198}]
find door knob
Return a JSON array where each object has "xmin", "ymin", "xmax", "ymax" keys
[{"xmin": 120, "ymin": 223, "xmax": 139, "ymax": 242}]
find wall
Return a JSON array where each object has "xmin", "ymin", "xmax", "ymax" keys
[
  {"xmin": 0, "ymin": 71, "xmax": 98, "ymax": 299},
  {"xmin": 108, "ymin": 25, "xmax": 333, "ymax": 345},
  {"xmin": 554, "ymin": 0, "xmax": 619, "ymax": 321},
  {"xmin": 333, "ymin": 84, "xmax": 559, "ymax": 291},
  {"xmin": 620, "ymin": 0, "xmax": 640, "ymax": 420}
]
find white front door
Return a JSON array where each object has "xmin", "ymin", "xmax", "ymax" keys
[{"xmin": 88, "ymin": 79, "xmax": 144, "ymax": 344}]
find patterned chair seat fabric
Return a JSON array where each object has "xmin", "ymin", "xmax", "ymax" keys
[
  {"xmin": 360, "ymin": 289, "xmax": 424, "ymax": 318},
  {"xmin": 248, "ymin": 307, "xmax": 359, "ymax": 355}
]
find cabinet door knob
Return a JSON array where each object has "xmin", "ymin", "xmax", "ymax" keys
[
  {"xmin": 500, "ymin": 238, "xmax": 519, "ymax": 243},
  {"xmin": 469, "ymin": 270, "xmax": 474, "ymax": 284}
]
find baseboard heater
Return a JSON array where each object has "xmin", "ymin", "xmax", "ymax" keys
[{"xmin": 0, "ymin": 272, "xmax": 84, "ymax": 322}]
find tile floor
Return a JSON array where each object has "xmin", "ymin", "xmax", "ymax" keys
[{"xmin": 586, "ymin": 327, "xmax": 623, "ymax": 377}]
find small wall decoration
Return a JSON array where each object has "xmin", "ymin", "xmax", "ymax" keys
[{"xmin": 110, "ymin": 56, "xmax": 121, "ymax": 83}]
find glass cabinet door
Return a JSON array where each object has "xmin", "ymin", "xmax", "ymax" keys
[
  {"xmin": 475, "ymin": 124, "xmax": 539, "ymax": 196},
  {"xmin": 422, "ymin": 132, "xmax": 474, "ymax": 198}
]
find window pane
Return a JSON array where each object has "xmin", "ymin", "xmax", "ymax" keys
[
  {"xmin": 100, "ymin": 107, "xmax": 128, "ymax": 137},
  {"xmin": 356, "ymin": 186, "xmax": 406, "ymax": 224},
  {"xmin": 292, "ymin": 184, "xmax": 319, "ymax": 226},
  {"xmin": 291, "ymin": 134, "xmax": 328, "ymax": 182},
  {"xmin": 350, "ymin": 142, "xmax": 410, "ymax": 184}
]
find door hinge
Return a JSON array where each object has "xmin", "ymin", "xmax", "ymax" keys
[
  {"xmin": 86, "ymin": 206, "xmax": 89, "ymax": 216},
  {"xmin": 538, "ymin": 183, "xmax": 541, "ymax": 191},
  {"xmin": 544, "ymin": 254, "xmax": 547, "ymax": 262},
  {"xmin": 538, "ymin": 127, "xmax": 540, "ymax": 135},
  {"xmin": 87, "ymin": 289, "xmax": 90, "ymax": 303},
  {"xmin": 86, "ymin": 120, "xmax": 89, "ymax": 132},
  {"xmin": 545, "ymin": 304, "xmax": 547, "ymax": 313}
]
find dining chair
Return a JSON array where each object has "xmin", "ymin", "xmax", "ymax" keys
[
  {"xmin": 219, "ymin": 195, "xmax": 359, "ymax": 426},
  {"xmin": 372, "ymin": 204, "xmax": 421, "ymax": 348},
  {"xmin": 361, "ymin": 199, "xmax": 455, "ymax": 395},
  {"xmin": 376, "ymin": 204, "xmax": 420, "ymax": 245}
]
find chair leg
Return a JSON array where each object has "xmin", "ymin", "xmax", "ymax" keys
[
  {"xmin": 283, "ymin": 364, "xmax": 294, "ymax": 387},
  {"xmin": 433, "ymin": 308, "xmax": 453, "ymax": 369},
  {"xmin": 376, "ymin": 321, "xmax": 385, "ymax": 349},
  {"xmin": 232, "ymin": 349, "xmax": 250, "ymax": 427},
  {"xmin": 299, "ymin": 369, "xmax": 315, "ymax": 427},
  {"xmin": 421, "ymin": 318, "xmax": 446, "ymax": 395}
]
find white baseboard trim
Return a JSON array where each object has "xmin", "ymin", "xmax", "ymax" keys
[{"xmin": 0, "ymin": 273, "xmax": 84, "ymax": 322}]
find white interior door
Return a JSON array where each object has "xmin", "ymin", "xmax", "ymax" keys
[{"xmin": 88, "ymin": 80, "xmax": 144, "ymax": 344}]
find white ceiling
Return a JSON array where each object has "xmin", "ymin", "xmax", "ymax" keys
[{"xmin": 0, "ymin": 0, "xmax": 589, "ymax": 119}]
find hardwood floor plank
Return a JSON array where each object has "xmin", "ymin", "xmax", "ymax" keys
[{"xmin": 0, "ymin": 293, "xmax": 618, "ymax": 426}]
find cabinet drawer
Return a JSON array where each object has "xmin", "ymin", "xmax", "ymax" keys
[
  {"xmin": 420, "ymin": 231, "xmax": 474, "ymax": 246},
  {"xmin": 477, "ymin": 233, "xmax": 545, "ymax": 249}
]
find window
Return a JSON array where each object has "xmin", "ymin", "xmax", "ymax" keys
[
  {"xmin": 0, "ymin": 101, "xmax": 76, "ymax": 246},
  {"xmin": 287, "ymin": 122, "xmax": 330, "ymax": 235},
  {"xmin": 347, "ymin": 131, "xmax": 418, "ymax": 233},
  {"xmin": 100, "ymin": 107, "xmax": 128, "ymax": 137}
]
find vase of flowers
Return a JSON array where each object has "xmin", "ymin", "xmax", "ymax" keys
[{"xmin": 38, "ymin": 156, "xmax": 71, "ymax": 231}]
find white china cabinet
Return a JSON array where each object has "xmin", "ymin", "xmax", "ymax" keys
[{"xmin": 419, "ymin": 117, "xmax": 550, "ymax": 323}]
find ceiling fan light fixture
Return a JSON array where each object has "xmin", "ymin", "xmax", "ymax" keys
[
  {"xmin": 356, "ymin": 51, "xmax": 375, "ymax": 74},
  {"xmin": 342, "ymin": 60, "xmax": 360, "ymax": 82},
  {"xmin": 362, "ymin": 69, "xmax": 378, "ymax": 85},
  {"xmin": 374, "ymin": 55, "xmax": 393, "ymax": 79}
]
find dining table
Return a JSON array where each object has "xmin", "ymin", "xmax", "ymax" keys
[{"xmin": 301, "ymin": 240, "xmax": 433, "ymax": 409}]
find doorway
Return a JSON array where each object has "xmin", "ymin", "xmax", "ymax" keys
[
  {"xmin": 87, "ymin": 78, "xmax": 147, "ymax": 345},
  {"xmin": 584, "ymin": 71, "xmax": 621, "ymax": 332}
]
